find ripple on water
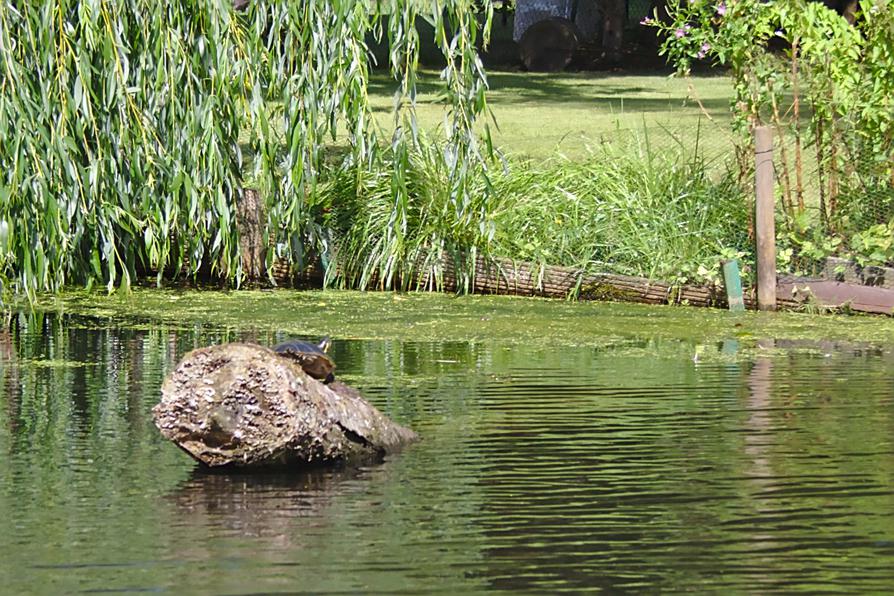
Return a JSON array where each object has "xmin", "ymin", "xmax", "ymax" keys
[{"xmin": 1, "ymin": 320, "xmax": 893, "ymax": 593}]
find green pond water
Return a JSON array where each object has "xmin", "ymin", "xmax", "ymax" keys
[{"xmin": 2, "ymin": 292, "xmax": 894, "ymax": 593}]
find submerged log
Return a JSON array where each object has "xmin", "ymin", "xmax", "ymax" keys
[{"xmin": 153, "ymin": 343, "xmax": 418, "ymax": 468}]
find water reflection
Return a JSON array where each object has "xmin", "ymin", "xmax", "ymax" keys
[
  {"xmin": 1, "ymin": 312, "xmax": 893, "ymax": 593},
  {"xmin": 169, "ymin": 468, "xmax": 367, "ymax": 543}
]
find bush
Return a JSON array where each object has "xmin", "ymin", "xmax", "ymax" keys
[{"xmin": 649, "ymin": 0, "xmax": 894, "ymax": 265}]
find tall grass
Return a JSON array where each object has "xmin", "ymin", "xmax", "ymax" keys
[
  {"xmin": 323, "ymin": 137, "xmax": 494, "ymax": 292},
  {"xmin": 489, "ymin": 131, "xmax": 750, "ymax": 284},
  {"xmin": 321, "ymin": 128, "xmax": 750, "ymax": 289}
]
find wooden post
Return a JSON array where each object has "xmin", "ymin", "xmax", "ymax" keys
[
  {"xmin": 755, "ymin": 126, "xmax": 777, "ymax": 311},
  {"xmin": 722, "ymin": 259, "xmax": 746, "ymax": 312}
]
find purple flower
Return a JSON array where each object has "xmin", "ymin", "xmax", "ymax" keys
[
  {"xmin": 640, "ymin": 16, "xmax": 653, "ymax": 25},
  {"xmin": 697, "ymin": 42, "xmax": 711, "ymax": 59},
  {"xmin": 675, "ymin": 28, "xmax": 687, "ymax": 38},
  {"xmin": 717, "ymin": 2, "xmax": 727, "ymax": 16}
]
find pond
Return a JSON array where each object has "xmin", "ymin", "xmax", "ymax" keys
[{"xmin": 2, "ymin": 294, "xmax": 894, "ymax": 593}]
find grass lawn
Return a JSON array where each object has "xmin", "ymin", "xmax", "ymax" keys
[{"xmin": 366, "ymin": 70, "xmax": 736, "ymax": 159}]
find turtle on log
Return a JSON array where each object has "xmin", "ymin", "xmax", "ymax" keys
[
  {"xmin": 152, "ymin": 342, "xmax": 418, "ymax": 468},
  {"xmin": 273, "ymin": 337, "xmax": 335, "ymax": 383}
]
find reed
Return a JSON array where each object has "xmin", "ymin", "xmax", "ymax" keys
[
  {"xmin": 489, "ymin": 128, "xmax": 750, "ymax": 285},
  {"xmin": 323, "ymin": 136, "xmax": 495, "ymax": 292},
  {"xmin": 323, "ymin": 128, "xmax": 750, "ymax": 289}
]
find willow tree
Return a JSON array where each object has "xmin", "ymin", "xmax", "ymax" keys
[{"xmin": 0, "ymin": 0, "xmax": 494, "ymax": 299}]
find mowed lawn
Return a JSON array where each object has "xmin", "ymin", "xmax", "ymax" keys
[{"xmin": 366, "ymin": 70, "xmax": 735, "ymax": 159}]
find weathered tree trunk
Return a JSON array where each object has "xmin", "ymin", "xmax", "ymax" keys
[
  {"xmin": 601, "ymin": 0, "xmax": 626, "ymax": 62},
  {"xmin": 236, "ymin": 188, "xmax": 266, "ymax": 282},
  {"xmin": 153, "ymin": 343, "xmax": 418, "ymax": 468}
]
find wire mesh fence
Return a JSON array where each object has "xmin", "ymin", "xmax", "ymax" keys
[
  {"xmin": 772, "ymin": 132, "xmax": 894, "ymax": 228},
  {"xmin": 773, "ymin": 130, "xmax": 894, "ymax": 277},
  {"xmin": 626, "ymin": 0, "xmax": 653, "ymax": 24}
]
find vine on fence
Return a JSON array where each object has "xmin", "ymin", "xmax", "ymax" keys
[{"xmin": 649, "ymin": 0, "xmax": 894, "ymax": 268}]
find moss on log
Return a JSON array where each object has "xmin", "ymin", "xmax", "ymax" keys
[{"xmin": 153, "ymin": 343, "xmax": 418, "ymax": 468}]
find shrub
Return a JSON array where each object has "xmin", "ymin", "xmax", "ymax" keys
[{"xmin": 649, "ymin": 0, "xmax": 894, "ymax": 264}]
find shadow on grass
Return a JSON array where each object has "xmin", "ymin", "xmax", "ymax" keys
[{"xmin": 366, "ymin": 69, "xmax": 731, "ymax": 115}]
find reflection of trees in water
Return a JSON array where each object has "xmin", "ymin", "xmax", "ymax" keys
[
  {"xmin": 465, "ymin": 345, "xmax": 710, "ymax": 592},
  {"xmin": 743, "ymin": 344, "xmax": 779, "ymax": 574},
  {"xmin": 168, "ymin": 468, "xmax": 364, "ymax": 548},
  {"xmin": 0, "ymin": 314, "xmax": 191, "ymax": 460},
  {"xmin": 0, "ymin": 315, "xmax": 454, "ymax": 452},
  {"xmin": 737, "ymin": 338, "xmax": 894, "ymax": 589},
  {"xmin": 744, "ymin": 341, "xmax": 775, "ymax": 480},
  {"xmin": 3, "ymin": 313, "xmax": 893, "ymax": 590},
  {"xmin": 467, "ymin": 337, "xmax": 894, "ymax": 592},
  {"xmin": 0, "ymin": 326, "xmax": 19, "ymax": 437}
]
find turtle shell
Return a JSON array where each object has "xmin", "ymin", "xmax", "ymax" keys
[{"xmin": 273, "ymin": 337, "xmax": 335, "ymax": 383}]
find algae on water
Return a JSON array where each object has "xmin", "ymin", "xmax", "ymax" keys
[{"xmin": 29, "ymin": 289, "xmax": 894, "ymax": 354}]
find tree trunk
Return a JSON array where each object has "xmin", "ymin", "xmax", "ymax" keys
[
  {"xmin": 153, "ymin": 343, "xmax": 418, "ymax": 468},
  {"xmin": 601, "ymin": 0, "xmax": 626, "ymax": 62},
  {"xmin": 236, "ymin": 188, "xmax": 266, "ymax": 282}
]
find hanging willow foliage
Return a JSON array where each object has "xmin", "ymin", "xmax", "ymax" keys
[{"xmin": 0, "ymin": 0, "xmax": 494, "ymax": 300}]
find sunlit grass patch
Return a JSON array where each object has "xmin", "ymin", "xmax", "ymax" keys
[{"xmin": 366, "ymin": 70, "xmax": 735, "ymax": 158}]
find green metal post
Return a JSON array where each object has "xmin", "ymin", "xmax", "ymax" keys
[{"xmin": 722, "ymin": 259, "xmax": 746, "ymax": 312}]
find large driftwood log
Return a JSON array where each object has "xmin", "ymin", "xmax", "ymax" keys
[{"xmin": 153, "ymin": 343, "xmax": 418, "ymax": 468}]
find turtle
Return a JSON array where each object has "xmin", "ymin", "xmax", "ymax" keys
[{"xmin": 273, "ymin": 337, "xmax": 336, "ymax": 384}]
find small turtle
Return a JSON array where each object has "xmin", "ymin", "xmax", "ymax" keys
[{"xmin": 273, "ymin": 337, "xmax": 336, "ymax": 384}]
